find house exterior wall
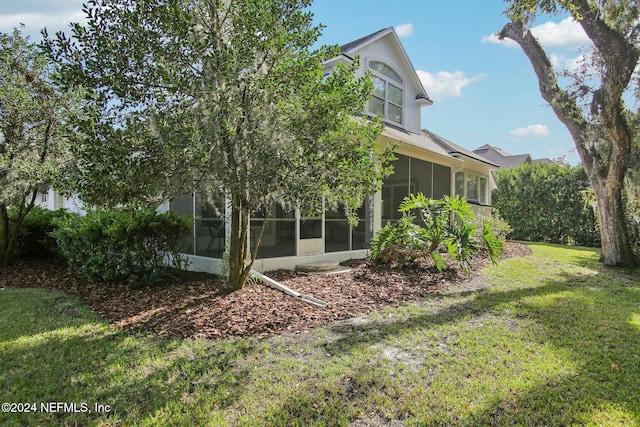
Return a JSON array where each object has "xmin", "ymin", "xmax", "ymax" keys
[
  {"xmin": 35, "ymin": 189, "xmax": 84, "ymax": 213},
  {"xmin": 453, "ymin": 163, "xmax": 493, "ymax": 218}
]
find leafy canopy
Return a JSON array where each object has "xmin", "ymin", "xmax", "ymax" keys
[
  {"xmin": 44, "ymin": 0, "xmax": 391, "ymax": 288},
  {"xmin": 44, "ymin": 0, "xmax": 390, "ymax": 217},
  {"xmin": 0, "ymin": 27, "xmax": 81, "ymax": 265}
]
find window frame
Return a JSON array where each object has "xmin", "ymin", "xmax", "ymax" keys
[
  {"xmin": 454, "ymin": 171, "xmax": 489, "ymax": 205},
  {"xmin": 368, "ymin": 61, "xmax": 403, "ymax": 125},
  {"xmin": 466, "ymin": 174, "xmax": 479, "ymax": 202}
]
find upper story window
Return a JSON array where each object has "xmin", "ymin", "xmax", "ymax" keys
[{"xmin": 368, "ymin": 61, "xmax": 403, "ymax": 125}]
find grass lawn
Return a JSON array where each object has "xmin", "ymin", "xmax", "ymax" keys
[{"xmin": 1, "ymin": 243, "xmax": 639, "ymax": 426}]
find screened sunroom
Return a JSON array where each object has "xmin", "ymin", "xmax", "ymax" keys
[{"xmin": 167, "ymin": 191, "xmax": 376, "ymax": 274}]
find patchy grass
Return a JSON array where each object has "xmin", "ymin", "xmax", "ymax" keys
[{"xmin": 1, "ymin": 243, "xmax": 639, "ymax": 426}]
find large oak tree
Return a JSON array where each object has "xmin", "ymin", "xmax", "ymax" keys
[
  {"xmin": 500, "ymin": 0, "xmax": 639, "ymax": 267},
  {"xmin": 45, "ymin": 0, "xmax": 390, "ymax": 288}
]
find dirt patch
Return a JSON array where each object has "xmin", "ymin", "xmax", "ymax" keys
[{"xmin": 0, "ymin": 243, "xmax": 530, "ymax": 340}]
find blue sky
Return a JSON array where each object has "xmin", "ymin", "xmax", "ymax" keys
[{"xmin": 1, "ymin": 0, "xmax": 593, "ymax": 163}]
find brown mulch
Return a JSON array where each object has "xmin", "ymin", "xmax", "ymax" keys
[{"xmin": 0, "ymin": 242, "xmax": 531, "ymax": 340}]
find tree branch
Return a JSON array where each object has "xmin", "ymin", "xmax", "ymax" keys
[
  {"xmin": 499, "ymin": 21, "xmax": 595, "ymax": 174},
  {"xmin": 570, "ymin": 0, "xmax": 638, "ymax": 97},
  {"xmin": 568, "ymin": 0, "xmax": 637, "ymax": 184}
]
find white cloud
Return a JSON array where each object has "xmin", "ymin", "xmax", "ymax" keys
[
  {"xmin": 482, "ymin": 17, "xmax": 590, "ymax": 50},
  {"xmin": 550, "ymin": 52, "xmax": 587, "ymax": 73},
  {"xmin": 549, "ymin": 52, "xmax": 566, "ymax": 68},
  {"xmin": 0, "ymin": 1, "xmax": 86, "ymax": 40},
  {"xmin": 395, "ymin": 23, "xmax": 414, "ymax": 38},
  {"xmin": 481, "ymin": 33, "xmax": 519, "ymax": 48},
  {"xmin": 417, "ymin": 70, "xmax": 486, "ymax": 102},
  {"xmin": 532, "ymin": 17, "xmax": 590, "ymax": 49},
  {"xmin": 509, "ymin": 124, "xmax": 550, "ymax": 140}
]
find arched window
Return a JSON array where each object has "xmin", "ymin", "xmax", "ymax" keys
[{"xmin": 368, "ymin": 61, "xmax": 403, "ymax": 124}]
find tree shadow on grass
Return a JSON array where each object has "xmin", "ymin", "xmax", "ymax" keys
[
  {"xmin": 466, "ymin": 270, "xmax": 640, "ymax": 425},
  {"xmin": 0, "ymin": 318, "xmax": 256, "ymax": 426},
  {"xmin": 315, "ymin": 267, "xmax": 640, "ymax": 425}
]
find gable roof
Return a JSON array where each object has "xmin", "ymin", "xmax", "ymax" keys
[
  {"xmin": 473, "ymin": 144, "xmax": 532, "ymax": 169},
  {"xmin": 340, "ymin": 27, "xmax": 433, "ymax": 105},
  {"xmin": 339, "ymin": 27, "xmax": 390, "ymax": 54},
  {"xmin": 533, "ymin": 158, "xmax": 557, "ymax": 165},
  {"xmin": 422, "ymin": 129, "xmax": 498, "ymax": 168}
]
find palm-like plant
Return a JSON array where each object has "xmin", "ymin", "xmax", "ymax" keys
[{"xmin": 370, "ymin": 193, "xmax": 502, "ymax": 270}]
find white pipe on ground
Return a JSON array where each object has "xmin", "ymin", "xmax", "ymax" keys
[{"xmin": 249, "ymin": 269, "xmax": 327, "ymax": 308}]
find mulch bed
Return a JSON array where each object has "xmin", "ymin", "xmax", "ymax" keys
[{"xmin": 0, "ymin": 243, "xmax": 530, "ymax": 340}]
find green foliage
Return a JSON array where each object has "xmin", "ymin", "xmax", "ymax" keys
[
  {"xmin": 52, "ymin": 209, "xmax": 191, "ymax": 286},
  {"xmin": 44, "ymin": 0, "xmax": 389, "ymax": 288},
  {"xmin": 369, "ymin": 215, "xmax": 429, "ymax": 267},
  {"xmin": 625, "ymin": 184, "xmax": 640, "ymax": 262},
  {"xmin": 624, "ymin": 117, "xmax": 640, "ymax": 262},
  {"xmin": 370, "ymin": 193, "xmax": 502, "ymax": 271},
  {"xmin": 492, "ymin": 163, "xmax": 600, "ymax": 247},
  {"xmin": 0, "ymin": 27, "xmax": 81, "ymax": 265},
  {"xmin": 12, "ymin": 206, "xmax": 71, "ymax": 259},
  {"xmin": 475, "ymin": 210, "xmax": 513, "ymax": 245}
]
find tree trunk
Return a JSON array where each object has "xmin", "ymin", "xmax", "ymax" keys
[
  {"xmin": 593, "ymin": 179, "xmax": 636, "ymax": 266},
  {"xmin": 227, "ymin": 191, "xmax": 251, "ymax": 290},
  {"xmin": 0, "ymin": 204, "xmax": 10, "ymax": 267},
  {"xmin": 500, "ymin": 10, "xmax": 638, "ymax": 268}
]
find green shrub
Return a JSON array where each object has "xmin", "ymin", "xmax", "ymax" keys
[
  {"xmin": 370, "ymin": 194, "xmax": 502, "ymax": 271},
  {"xmin": 52, "ymin": 208, "xmax": 192, "ymax": 286},
  {"xmin": 369, "ymin": 215, "xmax": 430, "ymax": 266},
  {"xmin": 492, "ymin": 163, "xmax": 600, "ymax": 247},
  {"xmin": 13, "ymin": 206, "xmax": 72, "ymax": 259},
  {"xmin": 475, "ymin": 210, "xmax": 513, "ymax": 245}
]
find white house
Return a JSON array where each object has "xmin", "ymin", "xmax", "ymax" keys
[
  {"xmin": 169, "ymin": 27, "xmax": 497, "ymax": 274},
  {"xmin": 35, "ymin": 188, "xmax": 85, "ymax": 214}
]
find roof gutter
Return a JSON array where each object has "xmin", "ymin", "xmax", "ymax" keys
[{"xmin": 449, "ymin": 152, "xmax": 499, "ymax": 168}]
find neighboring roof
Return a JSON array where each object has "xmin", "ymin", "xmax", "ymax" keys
[
  {"xmin": 473, "ymin": 144, "xmax": 532, "ymax": 169},
  {"xmin": 496, "ymin": 153, "xmax": 532, "ymax": 169},
  {"xmin": 422, "ymin": 129, "xmax": 499, "ymax": 168},
  {"xmin": 340, "ymin": 27, "xmax": 433, "ymax": 105},
  {"xmin": 474, "ymin": 144, "xmax": 513, "ymax": 158}
]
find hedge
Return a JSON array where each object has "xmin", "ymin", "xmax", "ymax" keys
[{"xmin": 492, "ymin": 163, "xmax": 600, "ymax": 247}]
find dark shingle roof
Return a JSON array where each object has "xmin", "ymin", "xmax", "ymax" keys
[
  {"xmin": 340, "ymin": 27, "xmax": 392, "ymax": 53},
  {"xmin": 422, "ymin": 129, "xmax": 499, "ymax": 167}
]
